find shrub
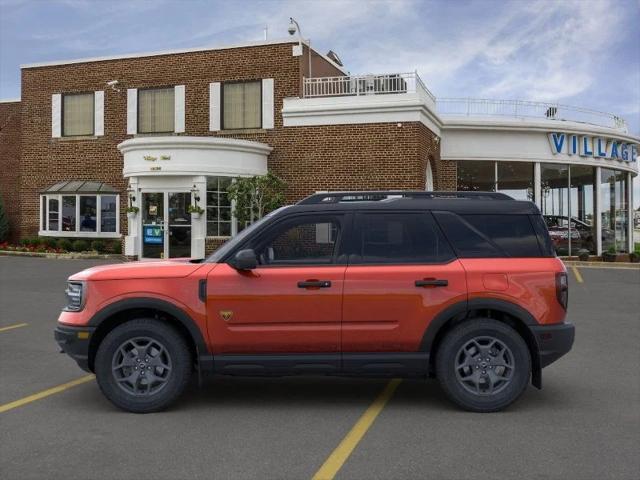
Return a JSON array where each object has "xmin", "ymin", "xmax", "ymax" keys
[
  {"xmin": 91, "ymin": 240, "xmax": 106, "ymax": 253},
  {"xmin": 72, "ymin": 239, "xmax": 89, "ymax": 252},
  {"xmin": 20, "ymin": 237, "xmax": 38, "ymax": 247},
  {"xmin": 58, "ymin": 239, "xmax": 73, "ymax": 252},
  {"xmin": 111, "ymin": 241, "xmax": 122, "ymax": 254},
  {"xmin": 41, "ymin": 237, "xmax": 58, "ymax": 249}
]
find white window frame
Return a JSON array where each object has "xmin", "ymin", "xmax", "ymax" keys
[
  {"xmin": 39, "ymin": 193, "xmax": 120, "ymax": 238},
  {"xmin": 52, "ymin": 91, "xmax": 104, "ymax": 138}
]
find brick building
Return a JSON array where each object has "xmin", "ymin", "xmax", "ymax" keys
[{"xmin": 0, "ymin": 38, "xmax": 637, "ymax": 258}]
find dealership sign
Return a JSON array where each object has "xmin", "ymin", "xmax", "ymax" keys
[{"xmin": 548, "ymin": 133, "xmax": 637, "ymax": 162}]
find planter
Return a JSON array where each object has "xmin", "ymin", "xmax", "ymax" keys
[
  {"xmin": 602, "ymin": 252, "xmax": 617, "ymax": 262},
  {"xmin": 629, "ymin": 253, "xmax": 640, "ymax": 263},
  {"xmin": 577, "ymin": 249, "xmax": 590, "ymax": 261},
  {"xmin": 127, "ymin": 211, "xmax": 138, "ymax": 220},
  {"xmin": 191, "ymin": 212, "xmax": 202, "ymax": 220}
]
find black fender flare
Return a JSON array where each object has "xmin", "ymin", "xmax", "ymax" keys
[
  {"xmin": 87, "ymin": 297, "xmax": 212, "ymax": 371},
  {"xmin": 420, "ymin": 298, "xmax": 542, "ymax": 388}
]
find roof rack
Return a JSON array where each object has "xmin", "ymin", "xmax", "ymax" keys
[{"xmin": 297, "ymin": 191, "xmax": 512, "ymax": 205}]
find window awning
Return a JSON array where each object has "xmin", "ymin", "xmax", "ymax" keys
[{"xmin": 41, "ymin": 181, "xmax": 119, "ymax": 194}]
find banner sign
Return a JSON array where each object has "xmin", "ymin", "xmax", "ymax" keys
[{"xmin": 143, "ymin": 225, "xmax": 163, "ymax": 245}]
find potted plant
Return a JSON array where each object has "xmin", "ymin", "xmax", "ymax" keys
[
  {"xmin": 126, "ymin": 206, "xmax": 139, "ymax": 219},
  {"xmin": 630, "ymin": 246, "xmax": 640, "ymax": 263},
  {"xmin": 602, "ymin": 245, "xmax": 617, "ymax": 262},
  {"xmin": 577, "ymin": 248, "xmax": 590, "ymax": 261},
  {"xmin": 187, "ymin": 204, "xmax": 204, "ymax": 219}
]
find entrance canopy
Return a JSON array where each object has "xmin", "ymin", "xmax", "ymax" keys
[{"xmin": 42, "ymin": 180, "xmax": 119, "ymax": 194}]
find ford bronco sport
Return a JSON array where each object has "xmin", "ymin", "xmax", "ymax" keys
[{"xmin": 55, "ymin": 191, "xmax": 574, "ymax": 413}]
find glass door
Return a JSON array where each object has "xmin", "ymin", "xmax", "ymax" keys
[
  {"xmin": 141, "ymin": 192, "xmax": 165, "ymax": 259},
  {"xmin": 167, "ymin": 192, "xmax": 191, "ymax": 258}
]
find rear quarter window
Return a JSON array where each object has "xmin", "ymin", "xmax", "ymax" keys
[{"xmin": 434, "ymin": 212, "xmax": 542, "ymax": 258}]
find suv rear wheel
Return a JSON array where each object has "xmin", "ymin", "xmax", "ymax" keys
[
  {"xmin": 95, "ymin": 319, "xmax": 192, "ymax": 413},
  {"xmin": 436, "ymin": 318, "xmax": 530, "ymax": 412}
]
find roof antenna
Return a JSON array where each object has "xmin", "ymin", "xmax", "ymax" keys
[{"xmin": 263, "ymin": 25, "xmax": 268, "ymax": 41}]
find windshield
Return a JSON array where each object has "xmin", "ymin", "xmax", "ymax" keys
[{"xmin": 206, "ymin": 206, "xmax": 291, "ymax": 263}]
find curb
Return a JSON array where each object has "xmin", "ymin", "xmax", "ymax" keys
[
  {"xmin": 0, "ymin": 250, "xmax": 128, "ymax": 261},
  {"xmin": 562, "ymin": 260, "xmax": 640, "ymax": 269}
]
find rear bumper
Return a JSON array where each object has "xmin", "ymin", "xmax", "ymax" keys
[
  {"xmin": 530, "ymin": 322, "xmax": 575, "ymax": 368},
  {"xmin": 54, "ymin": 325, "xmax": 95, "ymax": 372}
]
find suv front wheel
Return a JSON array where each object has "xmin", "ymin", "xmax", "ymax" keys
[
  {"xmin": 436, "ymin": 318, "xmax": 531, "ymax": 412},
  {"xmin": 95, "ymin": 319, "xmax": 192, "ymax": 413}
]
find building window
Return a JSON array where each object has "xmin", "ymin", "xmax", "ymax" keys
[
  {"xmin": 497, "ymin": 162, "xmax": 534, "ymax": 201},
  {"xmin": 457, "ymin": 160, "xmax": 496, "ymax": 191},
  {"xmin": 223, "ymin": 81, "xmax": 261, "ymax": 129},
  {"xmin": 601, "ymin": 169, "xmax": 629, "ymax": 253},
  {"xmin": 569, "ymin": 165, "xmax": 596, "ymax": 254},
  {"xmin": 206, "ymin": 177, "xmax": 233, "ymax": 237},
  {"xmin": 40, "ymin": 194, "xmax": 120, "ymax": 237},
  {"xmin": 62, "ymin": 92, "xmax": 94, "ymax": 136},
  {"xmin": 138, "ymin": 87, "xmax": 175, "ymax": 133}
]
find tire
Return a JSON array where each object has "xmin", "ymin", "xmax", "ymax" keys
[
  {"xmin": 95, "ymin": 318, "xmax": 192, "ymax": 413},
  {"xmin": 435, "ymin": 318, "xmax": 531, "ymax": 412}
]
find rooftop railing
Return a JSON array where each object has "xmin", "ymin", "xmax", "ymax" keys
[
  {"xmin": 303, "ymin": 72, "xmax": 435, "ymax": 102},
  {"xmin": 436, "ymin": 98, "xmax": 628, "ymax": 132},
  {"xmin": 301, "ymin": 73, "xmax": 628, "ymax": 132}
]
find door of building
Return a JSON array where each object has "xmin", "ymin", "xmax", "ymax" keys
[{"xmin": 141, "ymin": 192, "xmax": 192, "ymax": 259}]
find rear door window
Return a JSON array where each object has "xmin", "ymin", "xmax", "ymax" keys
[
  {"xmin": 351, "ymin": 212, "xmax": 455, "ymax": 264},
  {"xmin": 433, "ymin": 211, "xmax": 502, "ymax": 258}
]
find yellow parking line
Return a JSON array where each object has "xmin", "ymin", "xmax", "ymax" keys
[
  {"xmin": 312, "ymin": 379, "xmax": 402, "ymax": 480},
  {"xmin": 0, "ymin": 323, "xmax": 28, "ymax": 333},
  {"xmin": 0, "ymin": 375, "xmax": 95, "ymax": 414},
  {"xmin": 572, "ymin": 266, "xmax": 584, "ymax": 283}
]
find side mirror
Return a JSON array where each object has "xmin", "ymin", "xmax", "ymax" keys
[{"xmin": 229, "ymin": 249, "xmax": 258, "ymax": 271}]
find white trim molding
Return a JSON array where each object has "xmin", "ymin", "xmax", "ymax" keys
[
  {"xmin": 51, "ymin": 93, "xmax": 62, "ymax": 138},
  {"xmin": 118, "ymin": 136, "xmax": 271, "ymax": 178},
  {"xmin": 174, "ymin": 85, "xmax": 186, "ymax": 133},
  {"xmin": 262, "ymin": 78, "xmax": 275, "ymax": 129},
  {"xmin": 94, "ymin": 90, "xmax": 104, "ymax": 136},
  {"xmin": 127, "ymin": 88, "xmax": 137, "ymax": 135},
  {"xmin": 282, "ymin": 92, "xmax": 442, "ymax": 135},
  {"xmin": 209, "ymin": 82, "xmax": 221, "ymax": 131}
]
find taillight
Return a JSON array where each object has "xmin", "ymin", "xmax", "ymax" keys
[{"xmin": 556, "ymin": 272, "xmax": 568, "ymax": 310}]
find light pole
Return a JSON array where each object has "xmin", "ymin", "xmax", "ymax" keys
[{"xmin": 288, "ymin": 17, "xmax": 312, "ymax": 90}]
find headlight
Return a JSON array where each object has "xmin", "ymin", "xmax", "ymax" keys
[{"xmin": 64, "ymin": 282, "xmax": 85, "ymax": 312}]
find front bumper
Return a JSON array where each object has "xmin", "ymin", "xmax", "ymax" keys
[
  {"xmin": 530, "ymin": 322, "xmax": 575, "ymax": 368},
  {"xmin": 54, "ymin": 325, "xmax": 96, "ymax": 372}
]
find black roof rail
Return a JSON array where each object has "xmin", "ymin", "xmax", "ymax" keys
[{"xmin": 297, "ymin": 191, "xmax": 513, "ymax": 205}]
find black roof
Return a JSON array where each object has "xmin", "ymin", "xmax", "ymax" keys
[
  {"xmin": 290, "ymin": 191, "xmax": 540, "ymax": 215},
  {"xmin": 42, "ymin": 180, "xmax": 119, "ymax": 194}
]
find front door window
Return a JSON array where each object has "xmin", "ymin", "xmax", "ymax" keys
[{"xmin": 142, "ymin": 193, "xmax": 165, "ymax": 259}]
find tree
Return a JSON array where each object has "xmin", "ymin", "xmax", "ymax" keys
[
  {"xmin": 227, "ymin": 173, "xmax": 286, "ymax": 226},
  {"xmin": 0, "ymin": 195, "xmax": 9, "ymax": 242}
]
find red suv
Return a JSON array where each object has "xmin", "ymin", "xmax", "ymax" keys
[{"xmin": 55, "ymin": 191, "xmax": 574, "ymax": 413}]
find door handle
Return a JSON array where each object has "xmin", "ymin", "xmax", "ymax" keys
[
  {"xmin": 297, "ymin": 280, "xmax": 332, "ymax": 289},
  {"xmin": 415, "ymin": 279, "xmax": 448, "ymax": 287}
]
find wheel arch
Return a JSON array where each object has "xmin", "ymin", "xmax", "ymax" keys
[
  {"xmin": 422, "ymin": 299, "xmax": 542, "ymax": 388},
  {"xmin": 87, "ymin": 298, "xmax": 210, "ymax": 373}
]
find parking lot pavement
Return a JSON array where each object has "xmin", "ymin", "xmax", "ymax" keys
[{"xmin": 1, "ymin": 257, "xmax": 639, "ymax": 480}]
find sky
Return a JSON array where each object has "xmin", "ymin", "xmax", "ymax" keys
[{"xmin": 1, "ymin": 0, "xmax": 639, "ymax": 204}]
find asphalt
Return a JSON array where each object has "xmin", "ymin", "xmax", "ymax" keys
[{"xmin": 0, "ymin": 257, "xmax": 638, "ymax": 480}]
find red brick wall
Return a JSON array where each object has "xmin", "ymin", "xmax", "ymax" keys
[
  {"xmin": 16, "ymin": 41, "xmax": 444, "ymax": 244},
  {"xmin": 0, "ymin": 101, "xmax": 21, "ymax": 241}
]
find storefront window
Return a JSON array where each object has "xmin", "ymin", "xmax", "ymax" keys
[
  {"xmin": 48, "ymin": 197, "xmax": 59, "ymax": 231},
  {"xmin": 569, "ymin": 166, "xmax": 596, "ymax": 254},
  {"xmin": 601, "ymin": 169, "xmax": 628, "ymax": 253},
  {"xmin": 62, "ymin": 196, "xmax": 76, "ymax": 232},
  {"xmin": 79, "ymin": 196, "xmax": 97, "ymax": 232},
  {"xmin": 206, "ymin": 177, "xmax": 233, "ymax": 237},
  {"xmin": 457, "ymin": 161, "xmax": 495, "ymax": 191},
  {"xmin": 541, "ymin": 164, "xmax": 570, "ymax": 255},
  {"xmin": 40, "ymin": 193, "xmax": 119, "ymax": 236},
  {"xmin": 101, "ymin": 195, "xmax": 118, "ymax": 233},
  {"xmin": 497, "ymin": 162, "xmax": 534, "ymax": 201}
]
